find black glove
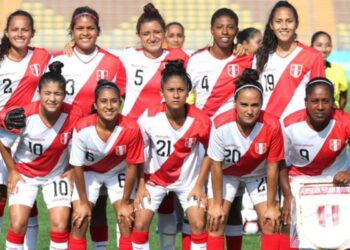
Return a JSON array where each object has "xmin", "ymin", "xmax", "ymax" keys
[{"xmin": 4, "ymin": 107, "xmax": 26, "ymax": 130}]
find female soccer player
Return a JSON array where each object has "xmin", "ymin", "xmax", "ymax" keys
[
  {"xmin": 68, "ymin": 80, "xmax": 144, "ymax": 250},
  {"xmin": 130, "ymin": 60, "xmax": 211, "ymax": 250},
  {"xmin": 255, "ymin": 0, "xmax": 325, "ymax": 120},
  {"xmin": 0, "ymin": 9, "xmax": 50, "ymax": 248},
  {"xmin": 164, "ymin": 22, "xmax": 185, "ymax": 49},
  {"xmin": 53, "ymin": 6, "xmax": 127, "ymax": 248},
  {"xmin": 207, "ymin": 69, "xmax": 282, "ymax": 250},
  {"xmin": 237, "ymin": 27, "xmax": 262, "ymax": 56},
  {"xmin": 311, "ymin": 31, "xmax": 348, "ymax": 109},
  {"xmin": 280, "ymin": 77, "xmax": 350, "ymax": 249},
  {"xmin": 186, "ymin": 8, "xmax": 252, "ymax": 249},
  {"xmin": 118, "ymin": 4, "xmax": 189, "ymax": 249},
  {"xmin": 0, "ymin": 61, "xmax": 81, "ymax": 250}
]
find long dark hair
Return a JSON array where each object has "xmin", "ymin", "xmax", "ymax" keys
[
  {"xmin": 255, "ymin": 1, "xmax": 299, "ymax": 73},
  {"xmin": 0, "ymin": 10, "xmax": 35, "ymax": 62}
]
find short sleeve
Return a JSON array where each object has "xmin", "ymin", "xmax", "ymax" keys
[
  {"xmin": 126, "ymin": 127, "xmax": 145, "ymax": 164},
  {"xmin": 0, "ymin": 128, "xmax": 20, "ymax": 148},
  {"xmin": 69, "ymin": 128, "xmax": 87, "ymax": 167},
  {"xmin": 267, "ymin": 122, "xmax": 284, "ymax": 163},
  {"xmin": 207, "ymin": 125, "xmax": 225, "ymax": 162}
]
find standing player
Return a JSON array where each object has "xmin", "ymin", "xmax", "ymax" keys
[
  {"xmin": 0, "ymin": 9, "xmax": 50, "ymax": 249},
  {"xmin": 186, "ymin": 8, "xmax": 252, "ymax": 250},
  {"xmin": 131, "ymin": 60, "xmax": 211, "ymax": 250},
  {"xmin": 254, "ymin": 1, "xmax": 325, "ymax": 120},
  {"xmin": 280, "ymin": 77, "xmax": 350, "ymax": 248},
  {"xmin": 311, "ymin": 31, "xmax": 348, "ymax": 110},
  {"xmin": 52, "ymin": 6, "xmax": 126, "ymax": 249},
  {"xmin": 68, "ymin": 80, "xmax": 144, "ymax": 250},
  {"xmin": 207, "ymin": 69, "xmax": 282, "ymax": 250},
  {"xmin": 0, "ymin": 62, "xmax": 81, "ymax": 250},
  {"xmin": 164, "ymin": 22, "xmax": 186, "ymax": 49},
  {"xmin": 118, "ymin": 4, "xmax": 189, "ymax": 249}
]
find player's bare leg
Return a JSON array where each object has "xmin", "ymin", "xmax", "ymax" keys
[
  {"xmin": 49, "ymin": 206, "xmax": 70, "ymax": 249},
  {"xmin": 186, "ymin": 205, "xmax": 207, "ymax": 250},
  {"xmin": 207, "ymin": 199, "xmax": 231, "ymax": 250},
  {"xmin": 132, "ymin": 208, "xmax": 154, "ymax": 250},
  {"xmin": 113, "ymin": 199, "xmax": 133, "ymax": 250},
  {"xmin": 255, "ymin": 201, "xmax": 280, "ymax": 250},
  {"xmin": 6, "ymin": 205, "xmax": 31, "ymax": 249}
]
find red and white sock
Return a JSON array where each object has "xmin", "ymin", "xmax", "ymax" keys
[
  {"xmin": 225, "ymin": 225, "xmax": 243, "ymax": 250},
  {"xmin": 24, "ymin": 204, "xmax": 39, "ymax": 250},
  {"xmin": 90, "ymin": 226, "xmax": 108, "ymax": 249},
  {"xmin": 68, "ymin": 236, "xmax": 86, "ymax": 250},
  {"xmin": 261, "ymin": 234, "xmax": 280, "ymax": 250},
  {"xmin": 208, "ymin": 235, "xmax": 224, "ymax": 250},
  {"xmin": 0, "ymin": 200, "xmax": 5, "ymax": 232},
  {"xmin": 279, "ymin": 234, "xmax": 298, "ymax": 250},
  {"xmin": 131, "ymin": 230, "xmax": 149, "ymax": 250},
  {"xmin": 6, "ymin": 229, "xmax": 25, "ymax": 249},
  {"xmin": 50, "ymin": 231, "xmax": 68, "ymax": 250},
  {"xmin": 119, "ymin": 235, "xmax": 132, "ymax": 250},
  {"xmin": 191, "ymin": 232, "xmax": 207, "ymax": 250}
]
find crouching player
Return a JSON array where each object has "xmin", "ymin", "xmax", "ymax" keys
[
  {"xmin": 130, "ymin": 60, "xmax": 211, "ymax": 250},
  {"xmin": 207, "ymin": 69, "xmax": 282, "ymax": 250},
  {"xmin": 68, "ymin": 80, "xmax": 144, "ymax": 250},
  {"xmin": 0, "ymin": 62, "xmax": 81, "ymax": 249},
  {"xmin": 280, "ymin": 77, "xmax": 350, "ymax": 249}
]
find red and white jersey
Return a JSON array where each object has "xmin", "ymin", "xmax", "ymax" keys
[
  {"xmin": 0, "ymin": 47, "xmax": 50, "ymax": 110},
  {"xmin": 187, "ymin": 48, "xmax": 252, "ymax": 117},
  {"xmin": 119, "ymin": 48, "xmax": 189, "ymax": 120},
  {"xmin": 69, "ymin": 113, "xmax": 144, "ymax": 174},
  {"xmin": 0, "ymin": 101, "xmax": 82, "ymax": 178},
  {"xmin": 208, "ymin": 109, "xmax": 283, "ymax": 178},
  {"xmin": 253, "ymin": 42, "xmax": 325, "ymax": 119},
  {"xmin": 283, "ymin": 109, "xmax": 350, "ymax": 177},
  {"xmin": 51, "ymin": 47, "xmax": 126, "ymax": 116},
  {"xmin": 138, "ymin": 103, "xmax": 211, "ymax": 188}
]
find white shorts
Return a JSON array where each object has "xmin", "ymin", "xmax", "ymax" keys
[
  {"xmin": 207, "ymin": 174, "xmax": 270, "ymax": 206},
  {"xmin": 72, "ymin": 169, "xmax": 135, "ymax": 205},
  {"xmin": 141, "ymin": 180, "xmax": 204, "ymax": 213},
  {"xmin": 9, "ymin": 175, "xmax": 71, "ymax": 209}
]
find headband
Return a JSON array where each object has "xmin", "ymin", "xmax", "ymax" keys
[
  {"xmin": 306, "ymin": 78, "xmax": 333, "ymax": 88},
  {"xmin": 234, "ymin": 84, "xmax": 263, "ymax": 98},
  {"xmin": 73, "ymin": 12, "xmax": 97, "ymax": 21}
]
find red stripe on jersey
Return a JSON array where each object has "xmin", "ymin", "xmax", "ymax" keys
[
  {"xmin": 288, "ymin": 110, "xmax": 349, "ymax": 176},
  {"xmin": 126, "ymin": 49, "xmax": 189, "ymax": 120},
  {"xmin": 83, "ymin": 115, "xmax": 144, "ymax": 173},
  {"xmin": 203, "ymin": 56, "xmax": 252, "ymax": 117},
  {"xmin": 283, "ymin": 109, "xmax": 308, "ymax": 128},
  {"xmin": 220, "ymin": 111, "xmax": 283, "ymax": 176},
  {"xmin": 264, "ymin": 42, "xmax": 325, "ymax": 118},
  {"xmin": 70, "ymin": 47, "xmax": 125, "ymax": 116},
  {"xmin": 16, "ymin": 102, "xmax": 82, "ymax": 177},
  {"xmin": 4, "ymin": 48, "xmax": 50, "ymax": 109},
  {"xmin": 146, "ymin": 105, "xmax": 210, "ymax": 186}
]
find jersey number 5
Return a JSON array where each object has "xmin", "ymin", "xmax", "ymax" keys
[{"xmin": 134, "ymin": 69, "xmax": 144, "ymax": 86}]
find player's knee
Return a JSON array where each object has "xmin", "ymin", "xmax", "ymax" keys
[
  {"xmin": 10, "ymin": 219, "xmax": 27, "ymax": 234},
  {"xmin": 50, "ymin": 220, "xmax": 69, "ymax": 232},
  {"xmin": 190, "ymin": 219, "xmax": 206, "ymax": 233},
  {"xmin": 259, "ymin": 221, "xmax": 276, "ymax": 235},
  {"xmin": 133, "ymin": 217, "xmax": 150, "ymax": 232}
]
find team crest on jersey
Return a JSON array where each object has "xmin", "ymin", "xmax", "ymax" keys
[
  {"xmin": 115, "ymin": 145, "xmax": 127, "ymax": 156},
  {"xmin": 317, "ymin": 205, "xmax": 339, "ymax": 227},
  {"xmin": 97, "ymin": 70, "xmax": 109, "ymax": 80},
  {"xmin": 184, "ymin": 137, "xmax": 197, "ymax": 148},
  {"xmin": 289, "ymin": 64, "xmax": 303, "ymax": 78},
  {"xmin": 329, "ymin": 139, "xmax": 341, "ymax": 152},
  {"xmin": 254, "ymin": 143, "xmax": 267, "ymax": 155},
  {"xmin": 29, "ymin": 64, "xmax": 41, "ymax": 77},
  {"xmin": 227, "ymin": 64, "xmax": 239, "ymax": 78},
  {"xmin": 60, "ymin": 132, "xmax": 71, "ymax": 145}
]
